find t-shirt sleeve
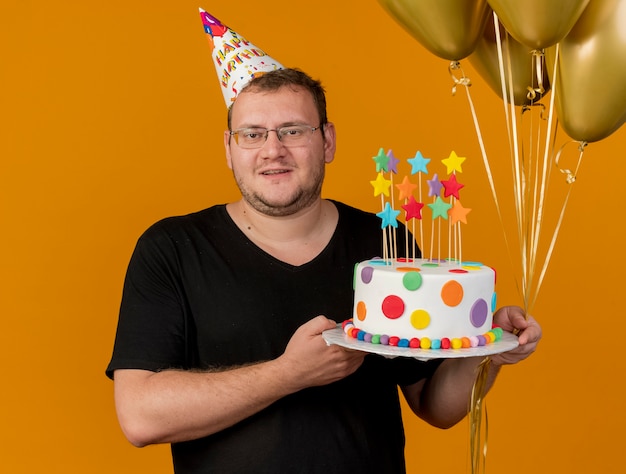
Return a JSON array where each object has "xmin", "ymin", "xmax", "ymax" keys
[{"xmin": 105, "ymin": 224, "xmax": 189, "ymax": 379}]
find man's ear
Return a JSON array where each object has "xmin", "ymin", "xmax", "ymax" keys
[
  {"xmin": 323, "ymin": 122, "xmax": 336, "ymax": 164},
  {"xmin": 224, "ymin": 130, "xmax": 233, "ymax": 170}
]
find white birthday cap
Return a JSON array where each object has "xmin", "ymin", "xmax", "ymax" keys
[{"xmin": 199, "ymin": 8, "xmax": 284, "ymax": 106}]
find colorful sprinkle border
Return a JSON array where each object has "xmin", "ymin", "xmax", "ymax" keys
[{"xmin": 341, "ymin": 319, "xmax": 503, "ymax": 350}]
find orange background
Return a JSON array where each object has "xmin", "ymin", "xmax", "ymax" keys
[{"xmin": 2, "ymin": 1, "xmax": 625, "ymax": 472}]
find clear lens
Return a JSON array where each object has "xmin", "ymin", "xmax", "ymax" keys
[{"xmin": 231, "ymin": 125, "xmax": 319, "ymax": 149}]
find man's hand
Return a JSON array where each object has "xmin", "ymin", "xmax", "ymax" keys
[
  {"xmin": 490, "ymin": 305, "xmax": 542, "ymax": 366},
  {"xmin": 278, "ymin": 316, "xmax": 367, "ymax": 391}
]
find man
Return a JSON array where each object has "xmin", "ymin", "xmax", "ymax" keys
[{"xmin": 106, "ymin": 67, "xmax": 541, "ymax": 473}]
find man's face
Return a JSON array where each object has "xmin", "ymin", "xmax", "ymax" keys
[{"xmin": 224, "ymin": 85, "xmax": 336, "ymax": 217}]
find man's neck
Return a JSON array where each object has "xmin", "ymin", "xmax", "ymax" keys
[{"xmin": 226, "ymin": 199, "xmax": 338, "ymax": 266}]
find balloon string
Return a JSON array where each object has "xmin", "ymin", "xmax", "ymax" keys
[
  {"xmin": 490, "ymin": 14, "xmax": 528, "ymax": 304},
  {"xmin": 493, "ymin": 16, "xmax": 564, "ymax": 315},
  {"xmin": 523, "ymin": 47, "xmax": 558, "ymax": 312},
  {"xmin": 492, "ymin": 13, "xmax": 515, "ymax": 167},
  {"xmin": 448, "ymin": 20, "xmax": 584, "ymax": 474},
  {"xmin": 469, "ymin": 356, "xmax": 492, "ymax": 474},
  {"xmin": 527, "ymin": 50, "xmax": 547, "ymax": 101},
  {"xmin": 521, "ymin": 52, "xmax": 547, "ymax": 304},
  {"xmin": 528, "ymin": 140, "xmax": 585, "ymax": 310},
  {"xmin": 520, "ymin": 102, "xmax": 550, "ymax": 314},
  {"xmin": 448, "ymin": 61, "xmax": 471, "ymax": 94},
  {"xmin": 448, "ymin": 64, "xmax": 521, "ymax": 301},
  {"xmin": 522, "ymin": 45, "xmax": 568, "ymax": 314},
  {"xmin": 448, "ymin": 62, "xmax": 504, "ymax": 474}
]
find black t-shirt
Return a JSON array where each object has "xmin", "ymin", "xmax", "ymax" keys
[{"xmin": 107, "ymin": 201, "xmax": 442, "ymax": 473}]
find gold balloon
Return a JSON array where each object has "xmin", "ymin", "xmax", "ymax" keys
[
  {"xmin": 378, "ymin": 0, "xmax": 491, "ymax": 61},
  {"xmin": 546, "ymin": 0, "xmax": 626, "ymax": 142},
  {"xmin": 487, "ymin": 0, "xmax": 590, "ymax": 49},
  {"xmin": 470, "ymin": 16, "xmax": 550, "ymax": 106}
]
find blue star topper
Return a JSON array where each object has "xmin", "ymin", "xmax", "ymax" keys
[
  {"xmin": 408, "ymin": 150, "xmax": 430, "ymax": 175},
  {"xmin": 377, "ymin": 202, "xmax": 401, "ymax": 228}
]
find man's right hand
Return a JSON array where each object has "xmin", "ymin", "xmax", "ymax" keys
[{"xmin": 278, "ymin": 315, "xmax": 367, "ymax": 391}]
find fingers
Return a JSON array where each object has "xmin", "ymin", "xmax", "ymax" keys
[
  {"xmin": 325, "ymin": 346, "xmax": 368, "ymax": 380},
  {"xmin": 516, "ymin": 315, "xmax": 542, "ymax": 346},
  {"xmin": 300, "ymin": 315, "xmax": 338, "ymax": 336},
  {"xmin": 494, "ymin": 306, "xmax": 542, "ymax": 341},
  {"xmin": 491, "ymin": 334, "xmax": 538, "ymax": 366},
  {"xmin": 279, "ymin": 315, "xmax": 366, "ymax": 390},
  {"xmin": 490, "ymin": 306, "xmax": 542, "ymax": 366},
  {"xmin": 494, "ymin": 306, "xmax": 526, "ymax": 329}
]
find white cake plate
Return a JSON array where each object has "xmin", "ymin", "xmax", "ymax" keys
[{"xmin": 322, "ymin": 327, "xmax": 519, "ymax": 361}]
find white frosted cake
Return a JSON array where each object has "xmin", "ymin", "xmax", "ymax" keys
[{"xmin": 343, "ymin": 257, "xmax": 501, "ymax": 349}]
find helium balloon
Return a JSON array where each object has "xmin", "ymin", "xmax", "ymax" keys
[
  {"xmin": 487, "ymin": 0, "xmax": 590, "ymax": 50},
  {"xmin": 378, "ymin": 0, "xmax": 491, "ymax": 61},
  {"xmin": 470, "ymin": 16, "xmax": 550, "ymax": 105},
  {"xmin": 546, "ymin": 0, "xmax": 626, "ymax": 142}
]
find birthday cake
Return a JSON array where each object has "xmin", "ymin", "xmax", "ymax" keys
[
  {"xmin": 344, "ymin": 258, "xmax": 500, "ymax": 349},
  {"xmin": 342, "ymin": 148, "xmax": 502, "ymax": 350}
]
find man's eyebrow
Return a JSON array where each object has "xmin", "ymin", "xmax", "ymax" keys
[{"xmin": 233, "ymin": 121, "xmax": 308, "ymax": 129}]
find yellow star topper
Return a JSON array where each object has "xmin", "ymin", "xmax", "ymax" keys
[
  {"xmin": 442, "ymin": 150, "xmax": 466, "ymax": 174},
  {"xmin": 370, "ymin": 172, "xmax": 392, "ymax": 197}
]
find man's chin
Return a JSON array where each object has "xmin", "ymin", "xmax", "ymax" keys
[{"xmin": 248, "ymin": 193, "xmax": 317, "ymax": 217}]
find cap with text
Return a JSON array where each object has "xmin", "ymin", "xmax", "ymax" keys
[{"xmin": 199, "ymin": 8, "xmax": 284, "ymax": 106}]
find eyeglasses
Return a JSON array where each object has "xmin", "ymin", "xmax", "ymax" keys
[{"xmin": 229, "ymin": 124, "xmax": 322, "ymax": 149}]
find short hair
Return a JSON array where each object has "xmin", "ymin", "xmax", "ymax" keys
[{"xmin": 227, "ymin": 68, "xmax": 328, "ymax": 131}]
